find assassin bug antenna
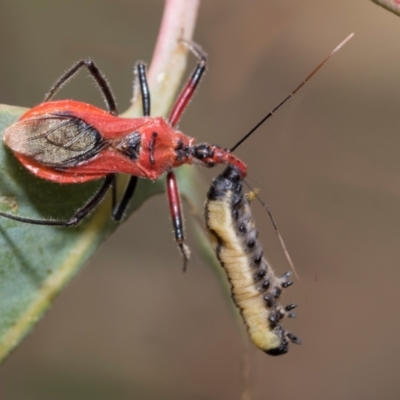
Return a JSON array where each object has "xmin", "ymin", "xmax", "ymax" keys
[
  {"xmin": 44, "ymin": 59, "xmax": 118, "ymax": 116},
  {"xmin": 230, "ymin": 33, "xmax": 354, "ymax": 152}
]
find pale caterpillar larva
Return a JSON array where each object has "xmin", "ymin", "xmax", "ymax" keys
[{"xmin": 205, "ymin": 166, "xmax": 300, "ymax": 355}]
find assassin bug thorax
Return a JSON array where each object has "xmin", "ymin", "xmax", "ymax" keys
[{"xmin": 2, "ymin": 35, "xmax": 352, "ymax": 269}]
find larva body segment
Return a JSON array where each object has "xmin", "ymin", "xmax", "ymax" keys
[{"xmin": 205, "ymin": 166, "xmax": 300, "ymax": 355}]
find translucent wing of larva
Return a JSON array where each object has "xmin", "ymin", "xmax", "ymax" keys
[
  {"xmin": 4, "ymin": 113, "xmax": 106, "ymax": 168},
  {"xmin": 371, "ymin": 0, "xmax": 400, "ymax": 16},
  {"xmin": 205, "ymin": 166, "xmax": 300, "ymax": 356}
]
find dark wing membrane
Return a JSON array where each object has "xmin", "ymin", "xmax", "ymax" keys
[{"xmin": 5, "ymin": 112, "xmax": 106, "ymax": 168}]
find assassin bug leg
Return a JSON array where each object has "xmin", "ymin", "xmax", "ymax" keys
[
  {"xmin": 112, "ymin": 176, "xmax": 139, "ymax": 222},
  {"xmin": 0, "ymin": 174, "xmax": 115, "ymax": 226},
  {"xmin": 160, "ymin": 41, "xmax": 207, "ymax": 267},
  {"xmin": 111, "ymin": 61, "xmax": 150, "ymax": 221},
  {"xmin": 168, "ymin": 40, "xmax": 207, "ymax": 127},
  {"xmin": 136, "ymin": 62, "xmax": 151, "ymax": 117},
  {"xmin": 44, "ymin": 59, "xmax": 118, "ymax": 116},
  {"xmin": 167, "ymin": 171, "xmax": 190, "ymax": 271}
]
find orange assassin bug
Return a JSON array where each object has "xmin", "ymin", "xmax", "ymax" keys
[{"xmin": 3, "ymin": 42, "xmax": 245, "ymax": 268}]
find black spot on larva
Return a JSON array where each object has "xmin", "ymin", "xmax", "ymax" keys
[
  {"xmin": 282, "ymin": 281, "xmax": 293, "ymax": 289},
  {"xmin": 277, "ymin": 309, "xmax": 285, "ymax": 322},
  {"xmin": 268, "ymin": 311, "xmax": 278, "ymax": 327},
  {"xmin": 232, "ymin": 209, "xmax": 239, "ymax": 220},
  {"xmin": 285, "ymin": 304, "xmax": 297, "ymax": 312},
  {"xmin": 287, "ymin": 333, "xmax": 301, "ymax": 345},
  {"xmin": 253, "ymin": 252, "xmax": 263, "ymax": 265},
  {"xmin": 272, "ymin": 286, "xmax": 282, "ymax": 299},
  {"xmin": 261, "ymin": 278, "xmax": 270, "ymax": 290},
  {"xmin": 247, "ymin": 238, "xmax": 256, "ymax": 249},
  {"xmin": 255, "ymin": 268, "xmax": 266, "ymax": 280},
  {"xmin": 263, "ymin": 294, "xmax": 275, "ymax": 308},
  {"xmin": 238, "ymin": 223, "xmax": 246, "ymax": 234}
]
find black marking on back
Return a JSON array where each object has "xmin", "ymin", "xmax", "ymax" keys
[{"xmin": 115, "ymin": 131, "xmax": 141, "ymax": 161}]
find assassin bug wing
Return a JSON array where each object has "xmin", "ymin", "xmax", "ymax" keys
[
  {"xmin": 3, "ymin": 99, "xmax": 180, "ymax": 181},
  {"xmin": 4, "ymin": 112, "xmax": 106, "ymax": 169}
]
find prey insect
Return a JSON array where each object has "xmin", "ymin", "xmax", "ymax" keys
[
  {"xmin": 204, "ymin": 34, "xmax": 353, "ymax": 354},
  {"xmin": 2, "ymin": 35, "xmax": 352, "ymax": 270},
  {"xmin": 205, "ymin": 166, "xmax": 300, "ymax": 355}
]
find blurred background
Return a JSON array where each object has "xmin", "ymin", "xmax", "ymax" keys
[{"xmin": 0, "ymin": 1, "xmax": 399, "ymax": 399}]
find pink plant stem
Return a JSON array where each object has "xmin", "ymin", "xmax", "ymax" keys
[
  {"xmin": 371, "ymin": 0, "xmax": 400, "ymax": 16},
  {"xmin": 124, "ymin": 0, "xmax": 201, "ymax": 118}
]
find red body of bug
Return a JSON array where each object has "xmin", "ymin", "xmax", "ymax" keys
[{"xmin": 5, "ymin": 100, "xmax": 246, "ymax": 184}]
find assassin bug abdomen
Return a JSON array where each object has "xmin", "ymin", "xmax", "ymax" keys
[
  {"xmin": 2, "ymin": 44, "xmax": 246, "ymax": 269},
  {"xmin": 205, "ymin": 166, "xmax": 300, "ymax": 355}
]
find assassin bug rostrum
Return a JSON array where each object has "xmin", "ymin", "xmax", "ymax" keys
[{"xmin": 2, "ymin": 36, "xmax": 353, "ymax": 269}]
